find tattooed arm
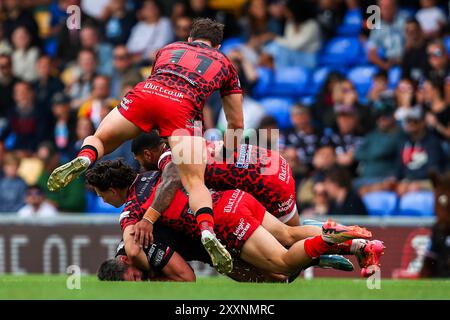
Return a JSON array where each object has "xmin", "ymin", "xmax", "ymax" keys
[
  {"xmin": 151, "ymin": 161, "xmax": 183, "ymax": 213},
  {"xmin": 134, "ymin": 161, "xmax": 182, "ymax": 248}
]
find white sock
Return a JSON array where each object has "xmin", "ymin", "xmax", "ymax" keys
[
  {"xmin": 350, "ymin": 239, "xmax": 369, "ymax": 253},
  {"xmin": 78, "ymin": 156, "xmax": 92, "ymax": 167}
]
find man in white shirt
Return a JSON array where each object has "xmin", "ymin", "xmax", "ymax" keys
[
  {"xmin": 416, "ymin": 0, "xmax": 447, "ymax": 38},
  {"xmin": 126, "ymin": 0, "xmax": 173, "ymax": 63},
  {"xmin": 18, "ymin": 185, "xmax": 58, "ymax": 218}
]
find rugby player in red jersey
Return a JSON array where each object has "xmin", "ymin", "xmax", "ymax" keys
[
  {"xmin": 131, "ymin": 131, "xmax": 300, "ymax": 232},
  {"xmin": 47, "ymin": 19, "xmax": 245, "ymax": 274},
  {"xmin": 86, "ymin": 160, "xmax": 381, "ymax": 279}
]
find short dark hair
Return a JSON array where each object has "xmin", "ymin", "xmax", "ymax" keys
[
  {"xmin": 131, "ymin": 130, "xmax": 163, "ymax": 155},
  {"xmin": 189, "ymin": 18, "xmax": 224, "ymax": 47},
  {"xmin": 97, "ymin": 259, "xmax": 127, "ymax": 281},
  {"xmin": 325, "ymin": 165, "xmax": 352, "ymax": 191},
  {"xmin": 86, "ymin": 159, "xmax": 137, "ymax": 191}
]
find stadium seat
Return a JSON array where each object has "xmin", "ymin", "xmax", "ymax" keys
[
  {"xmin": 397, "ymin": 191, "xmax": 435, "ymax": 216},
  {"xmin": 253, "ymin": 67, "xmax": 310, "ymax": 98},
  {"xmin": 336, "ymin": 9, "xmax": 363, "ymax": 37},
  {"xmin": 388, "ymin": 66, "xmax": 402, "ymax": 89},
  {"xmin": 362, "ymin": 191, "xmax": 398, "ymax": 216},
  {"xmin": 258, "ymin": 97, "xmax": 294, "ymax": 129},
  {"xmin": 252, "ymin": 67, "xmax": 274, "ymax": 98},
  {"xmin": 270, "ymin": 67, "xmax": 310, "ymax": 97},
  {"xmin": 444, "ymin": 36, "xmax": 450, "ymax": 55},
  {"xmin": 85, "ymin": 191, "xmax": 124, "ymax": 215},
  {"xmin": 319, "ymin": 37, "xmax": 363, "ymax": 68},
  {"xmin": 220, "ymin": 37, "xmax": 244, "ymax": 55},
  {"xmin": 309, "ymin": 66, "xmax": 331, "ymax": 96},
  {"xmin": 347, "ymin": 65, "xmax": 379, "ymax": 99}
]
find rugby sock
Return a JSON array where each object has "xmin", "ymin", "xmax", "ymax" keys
[
  {"xmin": 304, "ymin": 235, "xmax": 333, "ymax": 259},
  {"xmin": 326, "ymin": 239, "xmax": 369, "ymax": 255},
  {"xmin": 195, "ymin": 207, "xmax": 215, "ymax": 234},
  {"xmin": 77, "ymin": 145, "xmax": 98, "ymax": 166}
]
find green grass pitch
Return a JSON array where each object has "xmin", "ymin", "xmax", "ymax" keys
[{"xmin": 0, "ymin": 275, "xmax": 449, "ymax": 300}]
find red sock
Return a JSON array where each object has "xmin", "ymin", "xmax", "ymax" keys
[
  {"xmin": 77, "ymin": 146, "xmax": 98, "ymax": 164},
  {"xmin": 196, "ymin": 208, "xmax": 215, "ymax": 234},
  {"xmin": 304, "ymin": 235, "xmax": 333, "ymax": 259},
  {"xmin": 327, "ymin": 240, "xmax": 353, "ymax": 255}
]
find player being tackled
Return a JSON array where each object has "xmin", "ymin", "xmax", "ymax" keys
[{"xmin": 47, "ymin": 18, "xmax": 246, "ymax": 274}]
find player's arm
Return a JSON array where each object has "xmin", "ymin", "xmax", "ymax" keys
[
  {"xmin": 123, "ymin": 225, "xmax": 151, "ymax": 271},
  {"xmin": 159, "ymin": 251, "xmax": 196, "ymax": 282},
  {"xmin": 134, "ymin": 161, "xmax": 182, "ymax": 248},
  {"xmin": 222, "ymin": 93, "xmax": 244, "ymax": 151}
]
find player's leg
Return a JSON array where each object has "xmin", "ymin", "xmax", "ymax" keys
[
  {"xmin": 48, "ymin": 108, "xmax": 142, "ymax": 191},
  {"xmin": 123, "ymin": 224, "xmax": 151, "ymax": 272},
  {"xmin": 261, "ymin": 212, "xmax": 322, "ymax": 246},
  {"xmin": 168, "ymin": 135, "xmax": 233, "ymax": 274},
  {"xmin": 285, "ymin": 213, "xmax": 300, "ymax": 226},
  {"xmin": 240, "ymin": 221, "xmax": 372, "ymax": 275}
]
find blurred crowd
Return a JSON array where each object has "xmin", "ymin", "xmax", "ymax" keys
[{"xmin": 0, "ymin": 0, "xmax": 449, "ymax": 217}]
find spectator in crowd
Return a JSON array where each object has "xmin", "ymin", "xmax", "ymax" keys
[
  {"xmin": 257, "ymin": 115, "xmax": 280, "ymax": 150},
  {"xmin": 322, "ymin": 104, "xmax": 364, "ymax": 173},
  {"xmin": 239, "ymin": 0, "xmax": 283, "ymax": 59},
  {"xmin": 173, "ymin": 16, "xmax": 193, "ymax": 42},
  {"xmin": 78, "ymin": 75, "xmax": 118, "ymax": 128},
  {"xmin": 300, "ymin": 181, "xmax": 330, "ymax": 218},
  {"xmin": 401, "ymin": 18, "xmax": 429, "ymax": 82},
  {"xmin": 396, "ymin": 106, "xmax": 446, "ymax": 195},
  {"xmin": 415, "ymin": 0, "xmax": 446, "ymax": 39},
  {"xmin": 17, "ymin": 185, "xmax": 58, "ymax": 218},
  {"xmin": 32, "ymin": 54, "xmax": 64, "ymax": 112},
  {"xmin": 110, "ymin": 45, "xmax": 142, "ymax": 100},
  {"xmin": 312, "ymin": 71, "xmax": 346, "ymax": 128},
  {"xmin": 263, "ymin": 0, "xmax": 321, "ymax": 68},
  {"xmin": 422, "ymin": 78, "xmax": 450, "ymax": 141},
  {"xmin": 2, "ymin": 0, "xmax": 40, "ymax": 48},
  {"xmin": 394, "ymin": 77, "xmax": 416, "ymax": 122},
  {"xmin": 297, "ymin": 145, "xmax": 337, "ymax": 209},
  {"xmin": 81, "ymin": 0, "xmax": 111, "ymax": 21},
  {"xmin": 185, "ymin": 0, "xmax": 240, "ymax": 39},
  {"xmin": 0, "ymin": 54, "xmax": 18, "ymax": 122},
  {"xmin": 315, "ymin": 0, "xmax": 346, "ymax": 40},
  {"xmin": 51, "ymin": 92, "xmax": 77, "ymax": 161},
  {"xmin": 0, "ymin": 152, "xmax": 27, "ymax": 213},
  {"xmin": 11, "ymin": 26, "xmax": 39, "ymax": 82},
  {"xmin": 354, "ymin": 97, "xmax": 404, "ymax": 194},
  {"xmin": 73, "ymin": 116, "xmax": 95, "ymax": 154},
  {"xmin": 425, "ymin": 39, "xmax": 450, "ymax": 104},
  {"xmin": 126, "ymin": 0, "xmax": 173, "ymax": 64},
  {"xmin": 67, "ymin": 49, "xmax": 98, "ymax": 110},
  {"xmin": 0, "ymin": 21, "xmax": 13, "ymax": 55},
  {"xmin": 367, "ymin": 71, "xmax": 389, "ymax": 105},
  {"xmin": 324, "ymin": 165, "xmax": 368, "ymax": 215},
  {"xmin": 281, "ymin": 105, "xmax": 322, "ymax": 175},
  {"xmin": 367, "ymin": 0, "xmax": 408, "ymax": 71},
  {"xmin": 1, "ymin": 81, "xmax": 49, "ymax": 153},
  {"xmin": 36, "ymin": 141, "xmax": 86, "ymax": 212},
  {"xmin": 79, "ymin": 25, "xmax": 113, "ymax": 76},
  {"xmin": 101, "ymin": 0, "xmax": 136, "ymax": 46}
]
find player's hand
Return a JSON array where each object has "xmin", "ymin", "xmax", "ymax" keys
[{"xmin": 134, "ymin": 219, "xmax": 154, "ymax": 249}]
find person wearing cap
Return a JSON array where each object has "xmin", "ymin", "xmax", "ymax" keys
[
  {"xmin": 354, "ymin": 96, "xmax": 404, "ymax": 194},
  {"xmin": 17, "ymin": 185, "xmax": 58, "ymax": 218},
  {"xmin": 396, "ymin": 106, "xmax": 446, "ymax": 195},
  {"xmin": 51, "ymin": 92, "xmax": 77, "ymax": 160}
]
